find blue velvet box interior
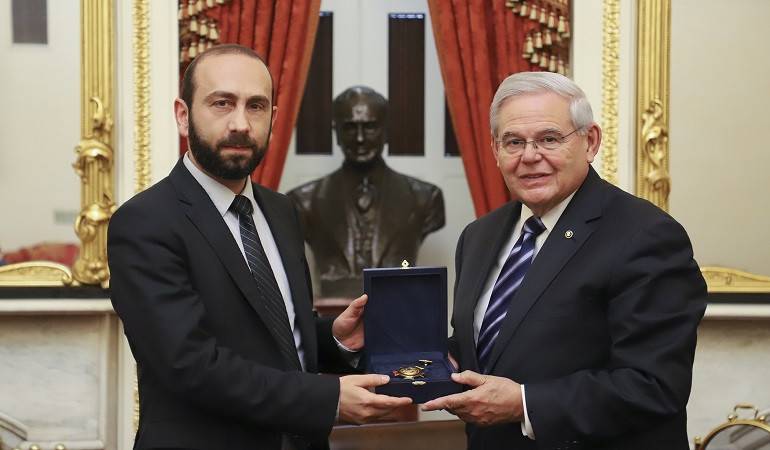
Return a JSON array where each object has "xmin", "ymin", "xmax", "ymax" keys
[{"xmin": 363, "ymin": 266, "xmax": 461, "ymax": 404}]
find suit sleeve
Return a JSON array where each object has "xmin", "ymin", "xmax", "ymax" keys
[
  {"xmin": 525, "ymin": 214, "xmax": 706, "ymax": 445},
  {"xmin": 108, "ymin": 201, "xmax": 340, "ymax": 441}
]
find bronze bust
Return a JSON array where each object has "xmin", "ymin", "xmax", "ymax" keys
[{"xmin": 287, "ymin": 86, "xmax": 445, "ymax": 298}]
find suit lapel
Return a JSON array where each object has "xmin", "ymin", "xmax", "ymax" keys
[
  {"xmin": 318, "ymin": 172, "xmax": 356, "ymax": 272},
  {"xmin": 456, "ymin": 203, "xmax": 521, "ymax": 372},
  {"xmin": 485, "ymin": 169, "xmax": 605, "ymax": 373},
  {"xmin": 372, "ymin": 168, "xmax": 409, "ymax": 266},
  {"xmin": 170, "ymin": 161, "xmax": 305, "ymax": 368}
]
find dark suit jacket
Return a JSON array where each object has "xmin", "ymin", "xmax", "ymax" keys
[
  {"xmin": 450, "ymin": 167, "xmax": 706, "ymax": 450},
  {"xmin": 287, "ymin": 161, "xmax": 445, "ymax": 297},
  {"xmin": 108, "ymin": 160, "xmax": 347, "ymax": 450}
]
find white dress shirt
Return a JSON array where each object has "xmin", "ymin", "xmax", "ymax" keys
[
  {"xmin": 183, "ymin": 153, "xmax": 306, "ymax": 370},
  {"xmin": 472, "ymin": 192, "xmax": 575, "ymax": 439}
]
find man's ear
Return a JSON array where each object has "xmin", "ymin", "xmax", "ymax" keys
[
  {"xmin": 174, "ymin": 98, "xmax": 190, "ymax": 138},
  {"xmin": 490, "ymin": 134, "xmax": 501, "ymax": 167},
  {"xmin": 585, "ymin": 123, "xmax": 602, "ymax": 163},
  {"xmin": 269, "ymin": 105, "xmax": 278, "ymax": 140}
]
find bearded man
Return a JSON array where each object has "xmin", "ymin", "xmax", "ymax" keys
[{"xmin": 107, "ymin": 44, "xmax": 410, "ymax": 450}]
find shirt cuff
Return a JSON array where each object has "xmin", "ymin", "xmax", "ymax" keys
[
  {"xmin": 334, "ymin": 335, "xmax": 361, "ymax": 368},
  {"xmin": 520, "ymin": 384, "xmax": 535, "ymax": 440}
]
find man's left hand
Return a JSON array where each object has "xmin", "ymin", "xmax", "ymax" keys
[
  {"xmin": 332, "ymin": 294, "xmax": 367, "ymax": 351},
  {"xmin": 422, "ymin": 371, "xmax": 524, "ymax": 426}
]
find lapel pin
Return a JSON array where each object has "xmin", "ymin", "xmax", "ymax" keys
[{"xmin": 564, "ymin": 230, "xmax": 574, "ymax": 239}]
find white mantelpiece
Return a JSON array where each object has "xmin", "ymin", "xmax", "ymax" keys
[{"xmin": 0, "ymin": 298, "xmax": 119, "ymax": 450}]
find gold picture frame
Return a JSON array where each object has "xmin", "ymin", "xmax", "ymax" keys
[
  {"xmin": 635, "ymin": 0, "xmax": 770, "ymax": 294},
  {"xmin": 0, "ymin": 0, "xmax": 115, "ymax": 288}
]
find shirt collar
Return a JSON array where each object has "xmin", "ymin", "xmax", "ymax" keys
[
  {"xmin": 520, "ymin": 191, "xmax": 576, "ymax": 232},
  {"xmin": 182, "ymin": 152, "xmax": 256, "ymax": 216}
]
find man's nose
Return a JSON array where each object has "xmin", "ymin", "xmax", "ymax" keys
[
  {"xmin": 520, "ymin": 141, "xmax": 541, "ymax": 163},
  {"xmin": 229, "ymin": 106, "xmax": 250, "ymax": 132},
  {"xmin": 356, "ymin": 124, "xmax": 365, "ymax": 143}
]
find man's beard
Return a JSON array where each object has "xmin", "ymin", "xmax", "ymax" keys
[{"xmin": 188, "ymin": 114, "xmax": 269, "ymax": 180}]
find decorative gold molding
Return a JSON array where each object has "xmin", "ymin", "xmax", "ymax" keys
[
  {"xmin": 0, "ymin": 262, "xmax": 73, "ymax": 287},
  {"xmin": 601, "ymin": 0, "xmax": 619, "ymax": 185},
  {"xmin": 635, "ymin": 0, "xmax": 670, "ymax": 212},
  {"xmin": 72, "ymin": 0, "xmax": 116, "ymax": 288},
  {"xmin": 702, "ymin": 267, "xmax": 770, "ymax": 294},
  {"xmin": 133, "ymin": 0, "xmax": 151, "ymax": 434},
  {"xmin": 134, "ymin": 0, "xmax": 151, "ymax": 193}
]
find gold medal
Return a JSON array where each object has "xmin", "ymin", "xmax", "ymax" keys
[
  {"xmin": 392, "ymin": 365, "xmax": 425, "ymax": 380},
  {"xmin": 392, "ymin": 359, "xmax": 434, "ymax": 380}
]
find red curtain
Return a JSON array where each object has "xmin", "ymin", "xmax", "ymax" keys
[
  {"xmin": 202, "ymin": 0, "xmax": 321, "ymax": 190},
  {"xmin": 428, "ymin": 1, "xmax": 542, "ymax": 217}
]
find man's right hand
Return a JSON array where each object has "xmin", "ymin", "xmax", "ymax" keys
[{"xmin": 338, "ymin": 374, "xmax": 412, "ymax": 424}]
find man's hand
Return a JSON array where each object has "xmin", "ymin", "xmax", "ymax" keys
[
  {"xmin": 421, "ymin": 371, "xmax": 524, "ymax": 426},
  {"xmin": 338, "ymin": 374, "xmax": 413, "ymax": 424},
  {"xmin": 332, "ymin": 294, "xmax": 367, "ymax": 351}
]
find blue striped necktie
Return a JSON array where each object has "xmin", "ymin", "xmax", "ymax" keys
[
  {"xmin": 230, "ymin": 195, "xmax": 302, "ymax": 371},
  {"xmin": 477, "ymin": 215, "xmax": 546, "ymax": 372}
]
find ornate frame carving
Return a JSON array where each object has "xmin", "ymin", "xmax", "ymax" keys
[
  {"xmin": 636, "ymin": 0, "xmax": 770, "ymax": 294},
  {"xmin": 601, "ymin": 0, "xmax": 619, "ymax": 185},
  {"xmin": 0, "ymin": 0, "xmax": 115, "ymax": 288}
]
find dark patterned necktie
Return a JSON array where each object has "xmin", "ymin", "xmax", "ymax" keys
[
  {"xmin": 477, "ymin": 215, "xmax": 546, "ymax": 372},
  {"xmin": 230, "ymin": 195, "xmax": 302, "ymax": 371}
]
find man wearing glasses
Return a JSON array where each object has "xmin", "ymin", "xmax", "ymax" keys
[{"xmin": 424, "ymin": 72, "xmax": 706, "ymax": 450}]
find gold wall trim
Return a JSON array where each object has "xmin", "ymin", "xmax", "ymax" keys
[
  {"xmin": 635, "ymin": 0, "xmax": 670, "ymax": 212},
  {"xmin": 132, "ymin": 0, "xmax": 151, "ymax": 435},
  {"xmin": 134, "ymin": 0, "xmax": 151, "ymax": 193},
  {"xmin": 0, "ymin": 262, "xmax": 73, "ymax": 287},
  {"xmin": 601, "ymin": 0, "xmax": 619, "ymax": 185},
  {"xmin": 72, "ymin": 0, "xmax": 116, "ymax": 288},
  {"xmin": 702, "ymin": 267, "xmax": 770, "ymax": 294}
]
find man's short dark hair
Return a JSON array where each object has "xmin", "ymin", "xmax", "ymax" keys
[{"xmin": 180, "ymin": 44, "xmax": 274, "ymax": 109}]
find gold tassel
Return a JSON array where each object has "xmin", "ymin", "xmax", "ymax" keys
[
  {"xmin": 530, "ymin": 52, "xmax": 539, "ymax": 64},
  {"xmin": 207, "ymin": 0, "xmax": 215, "ymax": 7},
  {"xmin": 187, "ymin": 0, "xmax": 196, "ymax": 18},
  {"xmin": 519, "ymin": 2, "xmax": 528, "ymax": 16},
  {"xmin": 557, "ymin": 58, "xmax": 565, "ymax": 75},
  {"xmin": 505, "ymin": 0, "xmax": 515, "ymax": 8},
  {"xmin": 178, "ymin": 2, "xmax": 185, "ymax": 20},
  {"xmin": 525, "ymin": 34, "xmax": 534, "ymax": 54},
  {"xmin": 539, "ymin": 52, "xmax": 549, "ymax": 68},
  {"xmin": 557, "ymin": 15, "xmax": 566, "ymax": 33},
  {"xmin": 199, "ymin": 18, "xmax": 208, "ymax": 37},
  {"xmin": 544, "ymin": 29, "xmax": 552, "ymax": 46},
  {"xmin": 198, "ymin": 39, "xmax": 206, "ymax": 55},
  {"xmin": 181, "ymin": 45, "xmax": 189, "ymax": 63},
  {"xmin": 216, "ymin": 0, "xmax": 226, "ymax": 5},
  {"xmin": 206, "ymin": 40, "xmax": 214, "ymax": 50},
  {"xmin": 534, "ymin": 31, "xmax": 543, "ymax": 49},
  {"xmin": 209, "ymin": 21, "xmax": 219, "ymax": 41},
  {"xmin": 548, "ymin": 55, "xmax": 557, "ymax": 71},
  {"xmin": 189, "ymin": 41, "xmax": 198, "ymax": 60},
  {"xmin": 540, "ymin": 7, "xmax": 548, "ymax": 24},
  {"xmin": 548, "ymin": 11, "xmax": 556, "ymax": 29},
  {"xmin": 561, "ymin": 20, "xmax": 570, "ymax": 38},
  {"xmin": 190, "ymin": 16, "xmax": 198, "ymax": 33},
  {"xmin": 529, "ymin": 4, "xmax": 538, "ymax": 21},
  {"xmin": 196, "ymin": 0, "xmax": 204, "ymax": 13}
]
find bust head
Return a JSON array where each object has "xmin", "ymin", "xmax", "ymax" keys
[{"xmin": 333, "ymin": 86, "xmax": 388, "ymax": 167}]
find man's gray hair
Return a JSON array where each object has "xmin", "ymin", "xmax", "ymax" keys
[{"xmin": 489, "ymin": 72, "xmax": 594, "ymax": 136}]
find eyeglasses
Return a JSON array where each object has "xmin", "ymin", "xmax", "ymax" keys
[{"xmin": 496, "ymin": 129, "xmax": 581, "ymax": 155}]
